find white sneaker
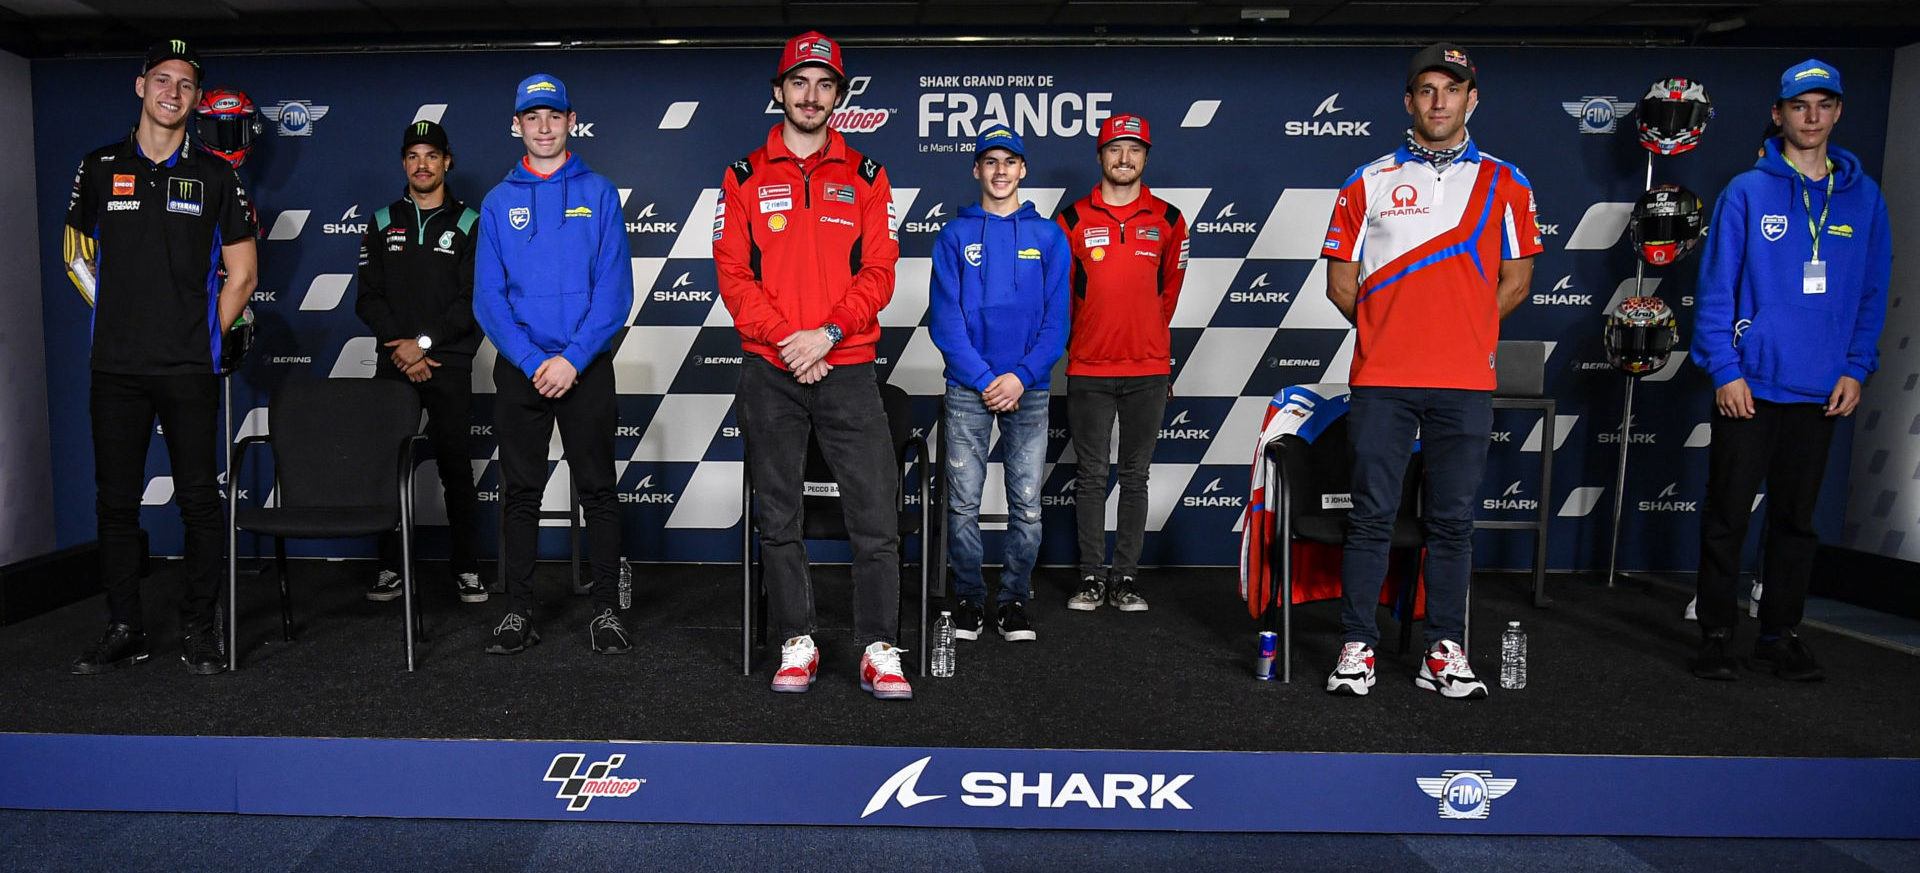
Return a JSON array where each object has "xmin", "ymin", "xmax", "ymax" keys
[
  {"xmin": 1325, "ymin": 641, "xmax": 1376, "ymax": 696},
  {"xmin": 772, "ymin": 635, "xmax": 817, "ymax": 693},
  {"xmin": 1415, "ymin": 639, "xmax": 1489, "ymax": 699}
]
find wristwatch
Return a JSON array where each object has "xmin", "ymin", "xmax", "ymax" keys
[
  {"xmin": 415, "ymin": 333, "xmax": 434, "ymax": 351},
  {"xmin": 822, "ymin": 323, "xmax": 843, "ymax": 345}
]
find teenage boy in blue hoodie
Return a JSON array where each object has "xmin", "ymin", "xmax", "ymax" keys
[
  {"xmin": 1689, "ymin": 59, "xmax": 1890, "ymax": 682},
  {"xmin": 473, "ymin": 74, "xmax": 635, "ymax": 656},
  {"xmin": 928, "ymin": 125, "xmax": 1071, "ymax": 643}
]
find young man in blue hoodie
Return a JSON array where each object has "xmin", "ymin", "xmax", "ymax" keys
[
  {"xmin": 473, "ymin": 74, "xmax": 635, "ymax": 656},
  {"xmin": 928, "ymin": 125, "xmax": 1071, "ymax": 643},
  {"xmin": 1690, "ymin": 59, "xmax": 1890, "ymax": 682}
]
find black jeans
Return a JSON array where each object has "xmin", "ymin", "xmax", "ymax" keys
[
  {"xmin": 91, "ymin": 371, "xmax": 223, "ymax": 633},
  {"xmin": 1339, "ymin": 386, "xmax": 1492, "ymax": 649},
  {"xmin": 737, "ymin": 356, "xmax": 900, "ymax": 647},
  {"xmin": 1068, "ymin": 374, "xmax": 1168, "ymax": 580},
  {"xmin": 494, "ymin": 355, "xmax": 621, "ymax": 615},
  {"xmin": 376, "ymin": 362, "xmax": 479, "ymax": 578},
  {"xmin": 1696, "ymin": 400, "xmax": 1836, "ymax": 635}
]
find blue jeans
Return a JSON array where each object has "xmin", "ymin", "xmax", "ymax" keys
[
  {"xmin": 1339, "ymin": 386, "xmax": 1492, "ymax": 648},
  {"xmin": 944, "ymin": 384, "xmax": 1050, "ymax": 605}
]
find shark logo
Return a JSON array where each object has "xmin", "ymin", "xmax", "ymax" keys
[
  {"xmin": 1658, "ymin": 482, "xmax": 1678, "ymax": 498},
  {"xmin": 339, "ymin": 204, "xmax": 359, "ymax": 221},
  {"xmin": 1203, "ymin": 478, "xmax": 1223, "ymax": 494},
  {"xmin": 638, "ymin": 202, "xmax": 658, "ymax": 218},
  {"xmin": 924, "ymin": 203, "xmax": 945, "ymax": 219},
  {"xmin": 862, "ymin": 756, "xmax": 948, "ymax": 818},
  {"xmin": 637, "ymin": 474, "xmax": 657, "ymax": 489},
  {"xmin": 1552, "ymin": 276, "xmax": 1573, "ymax": 292},
  {"xmin": 1248, "ymin": 273, "xmax": 1270, "ymax": 288},
  {"xmin": 1312, "ymin": 93, "xmax": 1345, "ymax": 117},
  {"xmin": 1170, "ymin": 410, "xmax": 1192, "ymax": 427},
  {"xmin": 1504, "ymin": 481, "xmax": 1522, "ymax": 496},
  {"xmin": 1214, "ymin": 203, "xmax": 1237, "ymax": 220},
  {"xmin": 672, "ymin": 272, "xmax": 692, "ymax": 288}
]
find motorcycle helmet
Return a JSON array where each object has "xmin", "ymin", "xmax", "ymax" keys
[
  {"xmin": 1603, "ymin": 296, "xmax": 1678, "ymax": 377},
  {"xmin": 195, "ymin": 87, "xmax": 264, "ymax": 167},
  {"xmin": 1638, "ymin": 77, "xmax": 1712, "ymax": 156},
  {"xmin": 1630, "ymin": 184, "xmax": 1705, "ymax": 266}
]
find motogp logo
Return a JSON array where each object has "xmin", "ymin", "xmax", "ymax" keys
[
  {"xmin": 964, "ymin": 243, "xmax": 983, "ymax": 266},
  {"xmin": 509, "ymin": 207, "xmax": 531, "ymax": 230},
  {"xmin": 1760, "ymin": 214, "xmax": 1788, "ymax": 242},
  {"xmin": 543, "ymin": 753, "xmax": 645, "ymax": 812}
]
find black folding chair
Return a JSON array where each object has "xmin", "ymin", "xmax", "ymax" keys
[
  {"xmin": 1263, "ymin": 415, "xmax": 1431, "ymax": 682},
  {"xmin": 740, "ymin": 382, "xmax": 932, "ymax": 676},
  {"xmin": 226, "ymin": 378, "xmax": 424, "ymax": 671}
]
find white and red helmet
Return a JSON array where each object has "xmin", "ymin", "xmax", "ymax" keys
[{"xmin": 1637, "ymin": 77, "xmax": 1712, "ymax": 156}]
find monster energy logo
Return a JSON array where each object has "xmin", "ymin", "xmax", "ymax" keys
[
  {"xmin": 171, "ymin": 40, "xmax": 187, "ymax": 53},
  {"xmin": 415, "ymin": 122, "xmax": 431, "ymax": 136},
  {"xmin": 165, "ymin": 177, "xmax": 202, "ymax": 215},
  {"xmin": 175, "ymin": 180, "xmax": 193, "ymax": 199}
]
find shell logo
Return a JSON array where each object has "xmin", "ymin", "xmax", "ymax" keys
[{"xmin": 767, "ymin": 214, "xmax": 788, "ymax": 232}]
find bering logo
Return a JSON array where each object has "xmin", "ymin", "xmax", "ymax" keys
[
  {"xmin": 543, "ymin": 753, "xmax": 645, "ymax": 811},
  {"xmin": 860, "ymin": 756, "xmax": 1194, "ymax": 818}
]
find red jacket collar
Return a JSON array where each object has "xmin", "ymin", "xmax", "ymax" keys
[
  {"xmin": 1089, "ymin": 183, "xmax": 1159, "ymax": 220},
  {"xmin": 764, "ymin": 122, "xmax": 846, "ymax": 165}
]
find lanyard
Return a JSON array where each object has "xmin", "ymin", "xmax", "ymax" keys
[{"xmin": 1790, "ymin": 157, "xmax": 1835, "ymax": 263}]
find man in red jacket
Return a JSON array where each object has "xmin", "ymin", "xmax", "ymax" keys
[
  {"xmin": 713, "ymin": 32, "xmax": 911, "ymax": 701},
  {"xmin": 1056, "ymin": 114, "xmax": 1189, "ymax": 613}
]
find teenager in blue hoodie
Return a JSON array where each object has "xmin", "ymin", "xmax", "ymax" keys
[
  {"xmin": 1689, "ymin": 59, "xmax": 1890, "ymax": 682},
  {"xmin": 928, "ymin": 125, "xmax": 1071, "ymax": 643},
  {"xmin": 473, "ymin": 74, "xmax": 635, "ymax": 656}
]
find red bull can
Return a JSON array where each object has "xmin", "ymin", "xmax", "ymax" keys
[{"xmin": 1255, "ymin": 631, "xmax": 1277, "ymax": 680}]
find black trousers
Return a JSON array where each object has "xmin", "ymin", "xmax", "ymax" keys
[
  {"xmin": 494, "ymin": 355, "xmax": 621, "ymax": 615},
  {"xmin": 737, "ymin": 356, "xmax": 900, "ymax": 647},
  {"xmin": 1696, "ymin": 399, "xmax": 1837, "ymax": 634},
  {"xmin": 1068, "ymin": 373, "xmax": 1168, "ymax": 580},
  {"xmin": 375, "ymin": 362, "xmax": 480, "ymax": 577},
  {"xmin": 91, "ymin": 371, "xmax": 222, "ymax": 633}
]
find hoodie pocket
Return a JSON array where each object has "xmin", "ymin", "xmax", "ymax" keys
[{"xmin": 1739, "ymin": 300, "xmax": 1844, "ymax": 395}]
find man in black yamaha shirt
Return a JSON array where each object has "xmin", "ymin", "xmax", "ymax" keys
[
  {"xmin": 63, "ymin": 39, "xmax": 258, "ymax": 676},
  {"xmin": 354, "ymin": 120, "xmax": 485, "ymax": 605}
]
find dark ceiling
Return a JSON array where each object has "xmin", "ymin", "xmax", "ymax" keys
[{"xmin": 3, "ymin": 0, "xmax": 1918, "ymax": 58}]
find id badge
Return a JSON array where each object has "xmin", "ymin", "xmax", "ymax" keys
[{"xmin": 1803, "ymin": 260, "xmax": 1827, "ymax": 295}]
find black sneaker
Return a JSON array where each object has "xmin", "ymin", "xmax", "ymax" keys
[
  {"xmin": 180, "ymin": 630, "xmax": 226, "ymax": 676},
  {"xmin": 952, "ymin": 600, "xmax": 985, "ymax": 641},
  {"xmin": 366, "ymin": 569, "xmax": 402, "ymax": 602},
  {"xmin": 1752, "ymin": 631, "xmax": 1824, "ymax": 682},
  {"xmin": 996, "ymin": 601, "xmax": 1037, "ymax": 642},
  {"xmin": 71, "ymin": 623, "xmax": 150, "ymax": 675},
  {"xmin": 455, "ymin": 572, "xmax": 488, "ymax": 603},
  {"xmin": 1690, "ymin": 629, "xmax": 1739, "ymax": 680},
  {"xmin": 1067, "ymin": 576, "xmax": 1106, "ymax": 611},
  {"xmin": 590, "ymin": 609, "xmax": 632, "ymax": 654},
  {"xmin": 1107, "ymin": 576, "xmax": 1149, "ymax": 612},
  {"xmin": 486, "ymin": 611, "xmax": 539, "ymax": 654}
]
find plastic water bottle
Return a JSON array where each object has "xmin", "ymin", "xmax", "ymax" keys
[
  {"xmin": 1500, "ymin": 621, "xmax": 1527, "ymax": 690},
  {"xmin": 617, "ymin": 558, "xmax": 633, "ymax": 611},
  {"xmin": 931, "ymin": 611, "xmax": 957, "ymax": 678}
]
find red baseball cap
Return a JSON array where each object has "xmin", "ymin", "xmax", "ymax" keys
[
  {"xmin": 776, "ymin": 31, "xmax": 845, "ymax": 81},
  {"xmin": 1098, "ymin": 114, "xmax": 1152, "ymax": 148}
]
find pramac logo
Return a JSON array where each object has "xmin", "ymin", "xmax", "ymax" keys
[{"xmin": 1381, "ymin": 184, "xmax": 1429, "ymax": 218}]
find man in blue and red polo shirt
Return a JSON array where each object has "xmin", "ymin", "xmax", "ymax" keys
[{"xmin": 1320, "ymin": 43, "xmax": 1540, "ymax": 700}]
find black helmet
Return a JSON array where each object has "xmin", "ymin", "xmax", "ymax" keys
[
  {"xmin": 1630, "ymin": 184, "xmax": 1706, "ymax": 266},
  {"xmin": 1638, "ymin": 77, "xmax": 1712, "ymax": 156},
  {"xmin": 195, "ymin": 88, "xmax": 264, "ymax": 167},
  {"xmin": 1603, "ymin": 296, "xmax": 1678, "ymax": 377}
]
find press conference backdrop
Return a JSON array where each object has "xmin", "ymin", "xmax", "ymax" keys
[{"xmin": 31, "ymin": 45, "xmax": 1891, "ymax": 571}]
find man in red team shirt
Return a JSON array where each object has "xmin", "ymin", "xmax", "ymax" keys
[
  {"xmin": 713, "ymin": 32, "xmax": 912, "ymax": 701},
  {"xmin": 1320, "ymin": 44, "xmax": 1539, "ymax": 700},
  {"xmin": 1055, "ymin": 114, "xmax": 1190, "ymax": 614}
]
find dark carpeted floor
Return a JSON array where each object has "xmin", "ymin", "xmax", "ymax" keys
[{"xmin": 3, "ymin": 560, "xmax": 1917, "ymax": 757}]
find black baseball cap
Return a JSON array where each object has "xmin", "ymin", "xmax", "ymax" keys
[
  {"xmin": 144, "ymin": 38, "xmax": 203, "ymax": 77},
  {"xmin": 1407, "ymin": 42, "xmax": 1475, "ymax": 91},
  {"xmin": 402, "ymin": 119, "xmax": 452, "ymax": 155}
]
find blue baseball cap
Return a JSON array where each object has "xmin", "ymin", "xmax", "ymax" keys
[
  {"xmin": 1779, "ymin": 59, "xmax": 1843, "ymax": 100},
  {"xmin": 515, "ymin": 73, "xmax": 571, "ymax": 114},
  {"xmin": 974, "ymin": 124, "xmax": 1025, "ymax": 160}
]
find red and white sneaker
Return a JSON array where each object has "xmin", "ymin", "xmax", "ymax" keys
[
  {"xmin": 1325, "ymin": 641, "xmax": 1376, "ymax": 696},
  {"xmin": 772, "ymin": 635, "xmax": 818, "ymax": 693},
  {"xmin": 1415, "ymin": 639, "xmax": 1489, "ymax": 699},
  {"xmin": 860, "ymin": 642, "xmax": 914, "ymax": 701}
]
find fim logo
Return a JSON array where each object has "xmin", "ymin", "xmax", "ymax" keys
[
  {"xmin": 543, "ymin": 753, "xmax": 645, "ymax": 811},
  {"xmin": 262, "ymin": 100, "xmax": 330, "ymax": 136},
  {"xmin": 1561, "ymin": 96, "xmax": 1636, "ymax": 135},
  {"xmin": 1417, "ymin": 769, "xmax": 1516, "ymax": 820}
]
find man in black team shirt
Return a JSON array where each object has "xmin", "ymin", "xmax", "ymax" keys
[
  {"xmin": 354, "ymin": 120, "xmax": 486, "ymax": 606},
  {"xmin": 64, "ymin": 39, "xmax": 259, "ymax": 676}
]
